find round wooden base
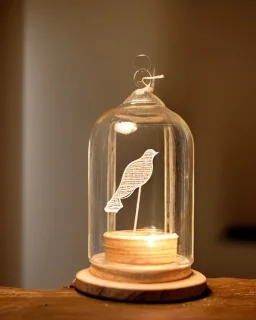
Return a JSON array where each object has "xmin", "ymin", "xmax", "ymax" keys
[
  {"xmin": 75, "ymin": 268, "xmax": 207, "ymax": 302},
  {"xmin": 90, "ymin": 253, "xmax": 192, "ymax": 283}
]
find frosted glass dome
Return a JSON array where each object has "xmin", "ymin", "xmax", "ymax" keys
[{"xmin": 88, "ymin": 86, "xmax": 194, "ymax": 282}]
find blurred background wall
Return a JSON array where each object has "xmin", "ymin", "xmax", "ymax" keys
[{"xmin": 0, "ymin": 0, "xmax": 255, "ymax": 289}]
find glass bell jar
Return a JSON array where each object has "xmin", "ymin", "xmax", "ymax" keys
[{"xmin": 75, "ymin": 55, "xmax": 206, "ymax": 301}]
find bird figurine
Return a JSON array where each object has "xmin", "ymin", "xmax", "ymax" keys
[{"xmin": 104, "ymin": 149, "xmax": 159, "ymax": 231}]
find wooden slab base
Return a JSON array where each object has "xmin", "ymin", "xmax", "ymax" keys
[{"xmin": 75, "ymin": 268, "xmax": 207, "ymax": 302}]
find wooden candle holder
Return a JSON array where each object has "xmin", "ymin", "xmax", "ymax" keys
[
  {"xmin": 75, "ymin": 229, "xmax": 207, "ymax": 301},
  {"xmin": 104, "ymin": 229, "xmax": 178, "ymax": 265}
]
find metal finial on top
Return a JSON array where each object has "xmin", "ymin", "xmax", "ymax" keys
[{"xmin": 132, "ymin": 54, "xmax": 164, "ymax": 93}]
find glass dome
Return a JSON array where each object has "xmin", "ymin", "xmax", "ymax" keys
[{"xmin": 88, "ymin": 85, "xmax": 194, "ymax": 283}]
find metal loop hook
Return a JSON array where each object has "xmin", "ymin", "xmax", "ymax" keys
[
  {"xmin": 133, "ymin": 69, "xmax": 152, "ymax": 89},
  {"xmin": 133, "ymin": 54, "xmax": 152, "ymax": 71}
]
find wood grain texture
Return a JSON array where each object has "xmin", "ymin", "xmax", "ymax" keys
[
  {"xmin": 0, "ymin": 278, "xmax": 255, "ymax": 320},
  {"xmin": 104, "ymin": 230, "xmax": 178, "ymax": 265},
  {"xmin": 90, "ymin": 253, "xmax": 191, "ymax": 283},
  {"xmin": 89, "ymin": 263, "xmax": 191, "ymax": 283},
  {"xmin": 75, "ymin": 268, "xmax": 205, "ymax": 301}
]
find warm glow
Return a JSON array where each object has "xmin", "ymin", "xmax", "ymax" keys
[
  {"xmin": 147, "ymin": 235, "xmax": 156, "ymax": 247},
  {"xmin": 114, "ymin": 121, "xmax": 137, "ymax": 135}
]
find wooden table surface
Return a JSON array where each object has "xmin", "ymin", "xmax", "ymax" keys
[{"xmin": 0, "ymin": 278, "xmax": 255, "ymax": 320}]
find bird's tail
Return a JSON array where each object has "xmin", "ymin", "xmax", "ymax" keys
[{"xmin": 104, "ymin": 196, "xmax": 123, "ymax": 213}]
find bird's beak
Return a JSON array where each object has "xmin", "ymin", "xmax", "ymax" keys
[{"xmin": 154, "ymin": 151, "xmax": 159, "ymax": 156}]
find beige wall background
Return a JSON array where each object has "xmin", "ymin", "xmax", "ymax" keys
[{"xmin": 1, "ymin": 0, "xmax": 255, "ymax": 289}]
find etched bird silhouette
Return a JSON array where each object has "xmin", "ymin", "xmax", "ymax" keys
[{"xmin": 104, "ymin": 149, "xmax": 159, "ymax": 214}]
